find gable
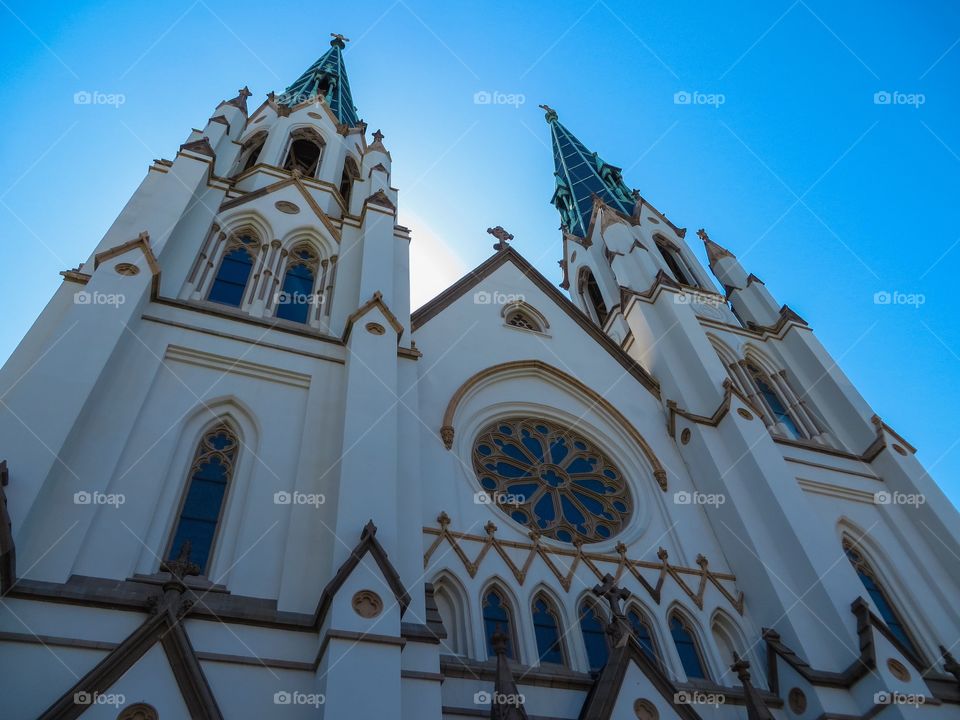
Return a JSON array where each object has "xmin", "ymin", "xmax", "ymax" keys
[{"xmin": 411, "ymin": 248, "xmax": 658, "ymax": 398}]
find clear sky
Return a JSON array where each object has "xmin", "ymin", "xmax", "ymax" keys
[{"xmin": 1, "ymin": 1, "xmax": 958, "ymax": 505}]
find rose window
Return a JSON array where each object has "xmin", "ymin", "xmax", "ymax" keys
[{"xmin": 472, "ymin": 417, "xmax": 631, "ymax": 543}]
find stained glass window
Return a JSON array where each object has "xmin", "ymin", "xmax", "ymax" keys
[
  {"xmin": 472, "ymin": 418, "xmax": 631, "ymax": 544},
  {"xmin": 532, "ymin": 596, "xmax": 565, "ymax": 664},
  {"xmin": 208, "ymin": 235, "xmax": 258, "ymax": 307},
  {"xmin": 168, "ymin": 424, "xmax": 238, "ymax": 575},
  {"xmin": 579, "ymin": 601, "xmax": 609, "ymax": 671},
  {"xmin": 627, "ymin": 607, "xmax": 659, "ymax": 662},
  {"xmin": 746, "ymin": 362, "xmax": 801, "ymax": 438},
  {"xmin": 276, "ymin": 246, "xmax": 319, "ymax": 324},
  {"xmin": 670, "ymin": 614, "xmax": 707, "ymax": 679},
  {"xmin": 844, "ymin": 542, "xmax": 920, "ymax": 659},
  {"xmin": 482, "ymin": 588, "xmax": 515, "ymax": 659}
]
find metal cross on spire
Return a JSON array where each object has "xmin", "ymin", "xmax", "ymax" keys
[{"xmin": 330, "ymin": 32, "xmax": 350, "ymax": 46}]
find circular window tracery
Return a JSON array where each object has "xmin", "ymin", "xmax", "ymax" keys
[{"xmin": 472, "ymin": 417, "xmax": 632, "ymax": 543}]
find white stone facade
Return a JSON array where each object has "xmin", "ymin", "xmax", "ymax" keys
[{"xmin": 0, "ymin": 42, "xmax": 958, "ymax": 720}]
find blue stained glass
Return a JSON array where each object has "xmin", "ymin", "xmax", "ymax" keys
[
  {"xmin": 560, "ymin": 496, "xmax": 585, "ymax": 525},
  {"xmin": 472, "ymin": 418, "xmax": 631, "ymax": 544},
  {"xmin": 670, "ymin": 616, "xmax": 706, "ymax": 679},
  {"xmin": 208, "ymin": 247, "xmax": 254, "ymax": 307},
  {"xmin": 534, "ymin": 494, "xmax": 556, "ymax": 522},
  {"xmin": 846, "ymin": 548, "xmax": 919, "ymax": 658},
  {"xmin": 627, "ymin": 610, "xmax": 658, "ymax": 662},
  {"xmin": 567, "ymin": 458, "xmax": 596, "ymax": 474},
  {"xmin": 549, "ymin": 438, "xmax": 569, "ymax": 464},
  {"xmin": 483, "ymin": 591, "xmax": 514, "ymax": 659},
  {"xmin": 168, "ymin": 425, "xmax": 237, "ymax": 575},
  {"xmin": 533, "ymin": 598, "xmax": 564, "ymax": 664},
  {"xmin": 580, "ymin": 603, "xmax": 609, "ymax": 671},
  {"xmin": 573, "ymin": 491, "xmax": 605, "ymax": 515},
  {"xmin": 521, "ymin": 433, "xmax": 544, "ymax": 461},
  {"xmin": 572, "ymin": 478, "xmax": 607, "ymax": 493},
  {"xmin": 276, "ymin": 263, "xmax": 315, "ymax": 324}
]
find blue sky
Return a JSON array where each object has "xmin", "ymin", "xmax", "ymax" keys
[{"xmin": 1, "ymin": 1, "xmax": 959, "ymax": 504}]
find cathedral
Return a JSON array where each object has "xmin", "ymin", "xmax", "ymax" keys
[{"xmin": 2, "ymin": 33, "xmax": 959, "ymax": 720}]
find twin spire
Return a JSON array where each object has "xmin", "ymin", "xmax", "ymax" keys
[
  {"xmin": 280, "ymin": 33, "xmax": 360, "ymax": 127},
  {"xmin": 542, "ymin": 104, "xmax": 635, "ymax": 237}
]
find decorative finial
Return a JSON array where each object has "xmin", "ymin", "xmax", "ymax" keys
[
  {"xmin": 487, "ymin": 226, "xmax": 513, "ymax": 251},
  {"xmin": 696, "ymin": 228, "xmax": 710, "ymax": 242},
  {"xmin": 538, "ymin": 104, "xmax": 558, "ymax": 123},
  {"xmin": 330, "ymin": 33, "xmax": 350, "ymax": 48},
  {"xmin": 161, "ymin": 541, "xmax": 200, "ymax": 580},
  {"xmin": 372, "ymin": 129, "xmax": 384, "ymax": 143},
  {"xmin": 238, "ymin": 86, "xmax": 251, "ymax": 99}
]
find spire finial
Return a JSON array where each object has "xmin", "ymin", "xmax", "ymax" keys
[
  {"xmin": 238, "ymin": 86, "xmax": 251, "ymax": 99},
  {"xmin": 487, "ymin": 226, "xmax": 513, "ymax": 251},
  {"xmin": 698, "ymin": 227, "xmax": 735, "ymax": 265},
  {"xmin": 330, "ymin": 32, "xmax": 350, "ymax": 48},
  {"xmin": 539, "ymin": 104, "xmax": 558, "ymax": 123},
  {"xmin": 372, "ymin": 129, "xmax": 384, "ymax": 143}
]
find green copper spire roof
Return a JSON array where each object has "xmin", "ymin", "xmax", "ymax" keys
[
  {"xmin": 542, "ymin": 104, "xmax": 636, "ymax": 237},
  {"xmin": 280, "ymin": 33, "xmax": 360, "ymax": 127}
]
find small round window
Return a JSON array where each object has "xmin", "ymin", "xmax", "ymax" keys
[{"xmin": 472, "ymin": 417, "xmax": 631, "ymax": 543}]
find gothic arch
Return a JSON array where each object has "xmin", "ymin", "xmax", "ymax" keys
[
  {"xmin": 440, "ymin": 360, "xmax": 667, "ymax": 492},
  {"xmin": 577, "ymin": 593, "xmax": 610, "ymax": 671},
  {"xmin": 837, "ymin": 519, "xmax": 928, "ymax": 662},
  {"xmin": 480, "ymin": 577, "xmax": 523, "ymax": 661},
  {"xmin": 625, "ymin": 600, "xmax": 664, "ymax": 664},
  {"xmin": 283, "ymin": 125, "xmax": 327, "ymax": 177},
  {"xmin": 140, "ymin": 397, "xmax": 261, "ymax": 583},
  {"xmin": 653, "ymin": 233, "xmax": 698, "ymax": 287},
  {"xmin": 706, "ymin": 334, "xmax": 753, "ymax": 399},
  {"xmin": 709, "ymin": 608, "xmax": 754, "ymax": 684},
  {"xmin": 500, "ymin": 300, "xmax": 549, "ymax": 333},
  {"xmin": 431, "ymin": 570, "xmax": 473, "ymax": 657},
  {"xmin": 665, "ymin": 603, "xmax": 712, "ymax": 681},
  {"xmin": 741, "ymin": 344, "xmax": 811, "ymax": 439},
  {"xmin": 529, "ymin": 585, "xmax": 568, "ymax": 665},
  {"xmin": 577, "ymin": 266, "xmax": 609, "ymax": 325},
  {"xmin": 235, "ymin": 130, "xmax": 268, "ymax": 175}
]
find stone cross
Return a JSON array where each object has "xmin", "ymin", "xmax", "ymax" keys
[
  {"xmin": 162, "ymin": 540, "xmax": 201, "ymax": 580},
  {"xmin": 593, "ymin": 573, "xmax": 629, "ymax": 619},
  {"xmin": 487, "ymin": 226, "xmax": 513, "ymax": 251}
]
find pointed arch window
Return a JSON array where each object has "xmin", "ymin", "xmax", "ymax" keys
[
  {"xmin": 167, "ymin": 424, "xmax": 238, "ymax": 575},
  {"xmin": 284, "ymin": 128, "xmax": 324, "ymax": 177},
  {"xmin": 276, "ymin": 245, "xmax": 320, "ymax": 324},
  {"xmin": 208, "ymin": 234, "xmax": 259, "ymax": 307},
  {"xmin": 579, "ymin": 268, "xmax": 608, "ymax": 326},
  {"xmin": 627, "ymin": 606, "xmax": 659, "ymax": 663},
  {"xmin": 669, "ymin": 613, "xmax": 708, "ymax": 679},
  {"xmin": 745, "ymin": 362, "xmax": 802, "ymax": 438},
  {"xmin": 238, "ymin": 132, "xmax": 267, "ymax": 174},
  {"xmin": 339, "ymin": 156, "xmax": 360, "ymax": 210},
  {"xmin": 532, "ymin": 595, "xmax": 565, "ymax": 665},
  {"xmin": 482, "ymin": 587, "xmax": 516, "ymax": 660},
  {"xmin": 655, "ymin": 237, "xmax": 694, "ymax": 286},
  {"xmin": 579, "ymin": 600, "xmax": 609, "ymax": 671},
  {"xmin": 844, "ymin": 540, "xmax": 920, "ymax": 659}
]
